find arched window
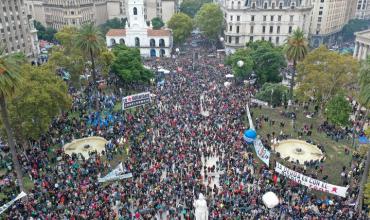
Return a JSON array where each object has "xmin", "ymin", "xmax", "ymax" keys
[
  {"xmin": 291, "ymin": 2, "xmax": 296, "ymax": 9},
  {"xmin": 150, "ymin": 39, "xmax": 155, "ymax": 47},
  {"xmin": 110, "ymin": 38, "xmax": 116, "ymax": 46},
  {"xmin": 135, "ymin": 37, "xmax": 140, "ymax": 47},
  {"xmin": 237, "ymin": 1, "xmax": 241, "ymax": 9},
  {"xmin": 133, "ymin": 7, "xmax": 137, "ymax": 15},
  {"xmin": 119, "ymin": 39, "xmax": 125, "ymax": 45},
  {"xmin": 159, "ymin": 39, "xmax": 165, "ymax": 47},
  {"xmin": 264, "ymin": 2, "xmax": 268, "ymax": 9},
  {"xmin": 279, "ymin": 2, "xmax": 283, "ymax": 9},
  {"xmin": 252, "ymin": 2, "xmax": 256, "ymax": 9},
  {"xmin": 160, "ymin": 49, "xmax": 165, "ymax": 57}
]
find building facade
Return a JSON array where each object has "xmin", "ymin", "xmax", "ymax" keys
[
  {"xmin": 353, "ymin": 29, "xmax": 370, "ymax": 60},
  {"xmin": 106, "ymin": 0, "xmax": 173, "ymax": 57},
  {"xmin": 220, "ymin": 0, "xmax": 312, "ymax": 54},
  {"xmin": 309, "ymin": 0, "xmax": 356, "ymax": 47},
  {"xmin": 0, "ymin": 0, "xmax": 39, "ymax": 57},
  {"xmin": 355, "ymin": 0, "xmax": 370, "ymax": 19}
]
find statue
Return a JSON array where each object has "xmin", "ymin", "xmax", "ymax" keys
[{"xmin": 193, "ymin": 193, "xmax": 208, "ymax": 220}]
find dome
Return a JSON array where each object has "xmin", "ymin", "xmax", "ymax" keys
[{"xmin": 243, "ymin": 129, "xmax": 257, "ymax": 143}]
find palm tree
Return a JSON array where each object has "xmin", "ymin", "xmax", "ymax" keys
[
  {"xmin": 284, "ymin": 28, "xmax": 308, "ymax": 100},
  {"xmin": 75, "ymin": 23, "xmax": 104, "ymax": 109},
  {"xmin": 0, "ymin": 47, "xmax": 25, "ymax": 192}
]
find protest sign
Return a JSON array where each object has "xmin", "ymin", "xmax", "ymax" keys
[
  {"xmin": 275, "ymin": 162, "xmax": 348, "ymax": 197},
  {"xmin": 122, "ymin": 92, "xmax": 151, "ymax": 110},
  {"xmin": 98, "ymin": 162, "xmax": 133, "ymax": 183},
  {"xmin": 254, "ymin": 139, "xmax": 270, "ymax": 166}
]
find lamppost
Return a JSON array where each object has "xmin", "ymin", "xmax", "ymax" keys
[
  {"xmin": 270, "ymin": 89, "xmax": 274, "ymax": 108},
  {"xmin": 219, "ymin": 37, "xmax": 224, "ymax": 61},
  {"xmin": 175, "ymin": 48, "xmax": 180, "ymax": 66}
]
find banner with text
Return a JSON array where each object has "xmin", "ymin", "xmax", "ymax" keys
[
  {"xmin": 122, "ymin": 92, "xmax": 151, "ymax": 110},
  {"xmin": 254, "ymin": 139, "xmax": 270, "ymax": 167},
  {"xmin": 0, "ymin": 191, "xmax": 27, "ymax": 215},
  {"xmin": 98, "ymin": 163, "xmax": 133, "ymax": 183},
  {"xmin": 275, "ymin": 162, "xmax": 348, "ymax": 197}
]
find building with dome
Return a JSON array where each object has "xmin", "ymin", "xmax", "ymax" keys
[{"xmin": 105, "ymin": 0, "xmax": 173, "ymax": 57}]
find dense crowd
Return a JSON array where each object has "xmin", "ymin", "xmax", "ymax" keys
[{"xmin": 0, "ymin": 39, "xmax": 368, "ymax": 219}]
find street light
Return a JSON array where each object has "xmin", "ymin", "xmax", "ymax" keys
[
  {"xmin": 175, "ymin": 48, "xmax": 180, "ymax": 53},
  {"xmin": 220, "ymin": 37, "xmax": 224, "ymax": 43},
  {"xmin": 237, "ymin": 60, "xmax": 244, "ymax": 67}
]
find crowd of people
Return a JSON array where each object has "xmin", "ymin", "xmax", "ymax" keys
[{"xmin": 0, "ymin": 37, "xmax": 368, "ymax": 219}]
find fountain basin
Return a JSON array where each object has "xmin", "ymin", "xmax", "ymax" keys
[
  {"xmin": 63, "ymin": 136, "xmax": 107, "ymax": 159},
  {"xmin": 274, "ymin": 139, "xmax": 323, "ymax": 164}
]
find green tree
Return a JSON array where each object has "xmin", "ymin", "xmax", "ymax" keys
[
  {"xmin": 325, "ymin": 94, "xmax": 352, "ymax": 126},
  {"xmin": 180, "ymin": 0, "xmax": 211, "ymax": 18},
  {"xmin": 111, "ymin": 45, "xmax": 153, "ymax": 83},
  {"xmin": 151, "ymin": 17, "xmax": 165, "ymax": 30},
  {"xmin": 247, "ymin": 41, "xmax": 286, "ymax": 84},
  {"xmin": 76, "ymin": 23, "xmax": 104, "ymax": 109},
  {"xmin": 55, "ymin": 26, "xmax": 79, "ymax": 52},
  {"xmin": 99, "ymin": 18, "xmax": 126, "ymax": 35},
  {"xmin": 255, "ymin": 83, "xmax": 289, "ymax": 106},
  {"xmin": 167, "ymin": 13, "xmax": 193, "ymax": 44},
  {"xmin": 225, "ymin": 49, "xmax": 254, "ymax": 79},
  {"xmin": 0, "ymin": 48, "xmax": 26, "ymax": 192},
  {"xmin": 284, "ymin": 28, "xmax": 308, "ymax": 99},
  {"xmin": 6, "ymin": 64, "xmax": 71, "ymax": 145},
  {"xmin": 341, "ymin": 19, "xmax": 370, "ymax": 42},
  {"xmin": 34, "ymin": 20, "xmax": 57, "ymax": 41},
  {"xmin": 296, "ymin": 46, "xmax": 359, "ymax": 105},
  {"xmin": 358, "ymin": 57, "xmax": 370, "ymax": 109},
  {"xmin": 195, "ymin": 3, "xmax": 223, "ymax": 40}
]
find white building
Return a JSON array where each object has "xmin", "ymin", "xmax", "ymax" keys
[
  {"xmin": 353, "ymin": 29, "xmax": 370, "ymax": 60},
  {"xmin": 355, "ymin": 0, "xmax": 370, "ymax": 19},
  {"xmin": 106, "ymin": 0, "xmax": 173, "ymax": 57},
  {"xmin": 220, "ymin": 0, "xmax": 312, "ymax": 54}
]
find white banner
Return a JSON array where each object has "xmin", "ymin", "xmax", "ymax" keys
[
  {"xmin": 0, "ymin": 191, "xmax": 27, "ymax": 215},
  {"xmin": 98, "ymin": 163, "xmax": 133, "ymax": 183},
  {"xmin": 275, "ymin": 162, "xmax": 348, "ymax": 197},
  {"xmin": 122, "ymin": 92, "xmax": 151, "ymax": 110},
  {"xmin": 254, "ymin": 139, "xmax": 270, "ymax": 167},
  {"xmin": 251, "ymin": 98, "xmax": 268, "ymax": 106}
]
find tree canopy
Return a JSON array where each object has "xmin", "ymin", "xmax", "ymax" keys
[
  {"xmin": 99, "ymin": 18, "xmax": 126, "ymax": 35},
  {"xmin": 247, "ymin": 41, "xmax": 286, "ymax": 85},
  {"xmin": 325, "ymin": 94, "xmax": 352, "ymax": 126},
  {"xmin": 4, "ymin": 64, "xmax": 71, "ymax": 143},
  {"xmin": 296, "ymin": 46, "xmax": 359, "ymax": 104},
  {"xmin": 34, "ymin": 20, "xmax": 57, "ymax": 42},
  {"xmin": 341, "ymin": 19, "xmax": 370, "ymax": 42},
  {"xmin": 111, "ymin": 45, "xmax": 153, "ymax": 83},
  {"xmin": 151, "ymin": 17, "xmax": 165, "ymax": 30},
  {"xmin": 225, "ymin": 49, "xmax": 254, "ymax": 79},
  {"xmin": 255, "ymin": 83, "xmax": 288, "ymax": 106},
  {"xmin": 180, "ymin": 0, "xmax": 211, "ymax": 18},
  {"xmin": 194, "ymin": 3, "xmax": 223, "ymax": 40},
  {"xmin": 167, "ymin": 13, "xmax": 193, "ymax": 44},
  {"xmin": 358, "ymin": 57, "xmax": 370, "ymax": 108}
]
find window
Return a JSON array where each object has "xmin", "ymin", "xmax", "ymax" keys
[
  {"xmin": 251, "ymin": 15, "xmax": 255, "ymax": 21},
  {"xmin": 159, "ymin": 39, "xmax": 165, "ymax": 47},
  {"xmin": 150, "ymin": 39, "xmax": 155, "ymax": 47},
  {"xmin": 278, "ymin": 15, "xmax": 281, "ymax": 22},
  {"xmin": 119, "ymin": 39, "xmax": 125, "ymax": 45},
  {"xmin": 229, "ymin": 25, "xmax": 232, "ymax": 31},
  {"xmin": 272, "ymin": 3, "xmax": 275, "ymax": 9},
  {"xmin": 318, "ymin": 17, "xmax": 322, "ymax": 22},
  {"xmin": 262, "ymin": 26, "xmax": 266, "ymax": 33},
  {"xmin": 271, "ymin": 16, "xmax": 274, "ymax": 21},
  {"xmin": 290, "ymin": 15, "xmax": 294, "ymax": 22},
  {"xmin": 270, "ymin": 26, "xmax": 273, "ymax": 33},
  {"xmin": 291, "ymin": 3, "xmax": 295, "ymax": 9},
  {"xmin": 263, "ymin": 15, "xmax": 266, "ymax": 21},
  {"xmin": 235, "ymin": 37, "xmax": 239, "ymax": 44},
  {"xmin": 252, "ymin": 2, "xmax": 256, "ymax": 9},
  {"xmin": 228, "ymin": 36, "xmax": 232, "ymax": 43},
  {"xmin": 264, "ymin": 2, "xmax": 268, "ymax": 9},
  {"xmin": 319, "ymin": 11, "xmax": 323, "ymax": 15},
  {"xmin": 230, "ymin": 15, "xmax": 233, "ymax": 21},
  {"xmin": 250, "ymin": 36, "xmax": 254, "ymax": 42},
  {"xmin": 262, "ymin": 37, "xmax": 265, "ymax": 41},
  {"xmin": 135, "ymin": 37, "xmax": 140, "ymax": 47},
  {"xmin": 269, "ymin": 37, "xmax": 272, "ymax": 42},
  {"xmin": 277, "ymin": 26, "xmax": 280, "ymax": 33},
  {"xmin": 250, "ymin": 26, "xmax": 254, "ymax": 34},
  {"xmin": 276, "ymin": 37, "xmax": 279, "ymax": 44},
  {"xmin": 289, "ymin": 26, "xmax": 292, "ymax": 34},
  {"xmin": 236, "ymin": 26, "xmax": 240, "ymax": 33},
  {"xmin": 133, "ymin": 7, "xmax": 137, "ymax": 15},
  {"xmin": 279, "ymin": 2, "xmax": 283, "ymax": 9},
  {"xmin": 237, "ymin": 16, "xmax": 240, "ymax": 21}
]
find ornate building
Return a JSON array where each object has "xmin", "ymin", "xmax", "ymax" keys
[
  {"xmin": 353, "ymin": 29, "xmax": 370, "ymax": 60},
  {"xmin": 106, "ymin": 0, "xmax": 173, "ymax": 57},
  {"xmin": 355, "ymin": 0, "xmax": 370, "ymax": 19},
  {"xmin": 219, "ymin": 0, "xmax": 312, "ymax": 54}
]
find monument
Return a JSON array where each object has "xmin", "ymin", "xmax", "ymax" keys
[{"xmin": 193, "ymin": 193, "xmax": 208, "ymax": 220}]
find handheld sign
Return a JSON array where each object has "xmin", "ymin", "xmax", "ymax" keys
[{"xmin": 122, "ymin": 92, "xmax": 151, "ymax": 110}]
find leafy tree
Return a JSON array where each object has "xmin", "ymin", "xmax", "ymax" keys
[
  {"xmin": 325, "ymin": 94, "xmax": 352, "ymax": 126},
  {"xmin": 99, "ymin": 18, "xmax": 126, "ymax": 35},
  {"xmin": 284, "ymin": 28, "xmax": 308, "ymax": 99},
  {"xmin": 76, "ymin": 23, "xmax": 104, "ymax": 109},
  {"xmin": 358, "ymin": 57, "xmax": 370, "ymax": 109},
  {"xmin": 0, "ymin": 47, "xmax": 26, "ymax": 192},
  {"xmin": 151, "ymin": 17, "xmax": 165, "ymax": 30},
  {"xmin": 296, "ymin": 46, "xmax": 359, "ymax": 104},
  {"xmin": 111, "ymin": 45, "xmax": 153, "ymax": 83},
  {"xmin": 247, "ymin": 41, "xmax": 286, "ymax": 85},
  {"xmin": 225, "ymin": 49, "xmax": 254, "ymax": 79},
  {"xmin": 195, "ymin": 3, "xmax": 223, "ymax": 40},
  {"xmin": 255, "ymin": 83, "xmax": 289, "ymax": 106},
  {"xmin": 180, "ymin": 0, "xmax": 211, "ymax": 18},
  {"xmin": 341, "ymin": 19, "xmax": 370, "ymax": 42},
  {"xmin": 6, "ymin": 64, "xmax": 71, "ymax": 145},
  {"xmin": 167, "ymin": 13, "xmax": 193, "ymax": 44},
  {"xmin": 34, "ymin": 20, "xmax": 57, "ymax": 41},
  {"xmin": 55, "ymin": 26, "xmax": 79, "ymax": 52}
]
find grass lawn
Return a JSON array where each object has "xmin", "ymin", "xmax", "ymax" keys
[{"xmin": 250, "ymin": 105, "xmax": 355, "ymax": 185}]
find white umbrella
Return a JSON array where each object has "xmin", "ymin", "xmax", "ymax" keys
[{"xmin": 262, "ymin": 191, "xmax": 279, "ymax": 208}]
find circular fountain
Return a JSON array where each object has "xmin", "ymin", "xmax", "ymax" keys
[
  {"xmin": 63, "ymin": 136, "xmax": 108, "ymax": 159},
  {"xmin": 273, "ymin": 139, "xmax": 324, "ymax": 164}
]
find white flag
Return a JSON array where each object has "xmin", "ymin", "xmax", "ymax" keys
[
  {"xmin": 0, "ymin": 191, "xmax": 27, "ymax": 215},
  {"xmin": 98, "ymin": 162, "xmax": 132, "ymax": 183}
]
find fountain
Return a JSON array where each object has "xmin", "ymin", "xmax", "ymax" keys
[{"xmin": 63, "ymin": 136, "xmax": 108, "ymax": 159}]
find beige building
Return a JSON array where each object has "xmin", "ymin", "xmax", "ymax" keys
[
  {"xmin": 309, "ymin": 0, "xmax": 356, "ymax": 47},
  {"xmin": 220, "ymin": 0, "xmax": 312, "ymax": 54},
  {"xmin": 0, "ymin": 0, "xmax": 39, "ymax": 57},
  {"xmin": 353, "ymin": 29, "xmax": 370, "ymax": 60},
  {"xmin": 355, "ymin": 0, "xmax": 370, "ymax": 19},
  {"xmin": 25, "ymin": 0, "xmax": 46, "ymax": 26}
]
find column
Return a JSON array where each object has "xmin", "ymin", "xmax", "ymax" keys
[
  {"xmin": 353, "ymin": 42, "xmax": 359, "ymax": 59},
  {"xmin": 358, "ymin": 44, "xmax": 364, "ymax": 60},
  {"xmin": 363, "ymin": 45, "xmax": 369, "ymax": 60}
]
